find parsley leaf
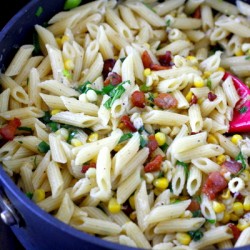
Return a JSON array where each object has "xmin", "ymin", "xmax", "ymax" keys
[
  {"xmin": 140, "ymin": 135, "xmax": 148, "ymax": 148},
  {"xmin": 206, "ymin": 218, "xmax": 216, "ymax": 224},
  {"xmin": 207, "ymin": 78, "xmax": 212, "ymax": 90},
  {"xmin": 38, "ymin": 141, "xmax": 50, "ymax": 153},
  {"xmin": 235, "ymin": 151, "xmax": 246, "ymax": 176},
  {"xmin": 238, "ymin": 106, "xmax": 248, "ymax": 114},
  {"xmin": 176, "ymin": 160, "xmax": 189, "ymax": 178},
  {"xmin": 18, "ymin": 127, "xmax": 33, "ymax": 132},
  {"xmin": 188, "ymin": 230, "xmax": 204, "ymax": 242},
  {"xmin": 118, "ymin": 133, "xmax": 133, "ymax": 143}
]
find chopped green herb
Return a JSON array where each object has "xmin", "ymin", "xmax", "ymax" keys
[
  {"xmin": 206, "ymin": 219, "xmax": 216, "ymax": 224},
  {"xmin": 160, "ymin": 143, "xmax": 168, "ymax": 152},
  {"xmin": 32, "ymin": 32, "xmax": 41, "ymax": 56},
  {"xmin": 140, "ymin": 135, "xmax": 148, "ymax": 148},
  {"xmin": 138, "ymin": 126, "xmax": 145, "ymax": 133},
  {"xmin": 172, "ymin": 199, "xmax": 181, "ymax": 204},
  {"xmin": 143, "ymin": 2, "xmax": 156, "ymax": 13},
  {"xmin": 140, "ymin": 84, "xmax": 152, "ymax": 92},
  {"xmin": 68, "ymin": 130, "xmax": 78, "ymax": 143},
  {"xmin": 157, "ymin": 171, "xmax": 164, "ymax": 178},
  {"xmin": 120, "ymin": 57, "xmax": 126, "ymax": 63},
  {"xmin": 35, "ymin": 6, "xmax": 43, "ymax": 17},
  {"xmin": 209, "ymin": 44, "xmax": 224, "ymax": 56},
  {"xmin": 239, "ymin": 106, "xmax": 248, "ymax": 114},
  {"xmin": 195, "ymin": 195, "xmax": 202, "ymax": 204},
  {"xmin": 176, "ymin": 160, "xmax": 189, "ymax": 178},
  {"xmin": 207, "ymin": 79, "xmax": 212, "ymax": 90},
  {"xmin": 188, "ymin": 230, "xmax": 204, "ymax": 242},
  {"xmin": 18, "ymin": 141, "xmax": 23, "ymax": 144},
  {"xmin": 38, "ymin": 141, "xmax": 50, "ymax": 153},
  {"xmin": 64, "ymin": 0, "xmax": 82, "ymax": 10},
  {"xmin": 148, "ymin": 93, "xmax": 155, "ymax": 102},
  {"xmin": 101, "ymin": 84, "xmax": 116, "ymax": 95},
  {"xmin": 40, "ymin": 111, "xmax": 51, "ymax": 124},
  {"xmin": 235, "ymin": 151, "xmax": 246, "ymax": 176},
  {"xmin": 62, "ymin": 69, "xmax": 72, "ymax": 79},
  {"xmin": 245, "ymin": 55, "xmax": 250, "ymax": 60},
  {"xmin": 192, "ymin": 210, "xmax": 202, "ymax": 217},
  {"xmin": 18, "ymin": 127, "xmax": 33, "ymax": 132},
  {"xmin": 26, "ymin": 78, "xmax": 29, "ymax": 86},
  {"xmin": 118, "ymin": 133, "xmax": 133, "ymax": 143},
  {"xmin": 26, "ymin": 192, "xmax": 33, "ymax": 199},
  {"xmin": 47, "ymin": 122, "xmax": 59, "ymax": 132},
  {"xmin": 166, "ymin": 19, "xmax": 171, "ymax": 27}
]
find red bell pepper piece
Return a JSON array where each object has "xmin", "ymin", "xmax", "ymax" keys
[
  {"xmin": 0, "ymin": 118, "xmax": 21, "ymax": 140},
  {"xmin": 223, "ymin": 72, "xmax": 250, "ymax": 133}
]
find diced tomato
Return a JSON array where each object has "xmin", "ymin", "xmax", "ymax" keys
[
  {"xmin": 187, "ymin": 200, "xmax": 200, "ymax": 212},
  {"xmin": 141, "ymin": 50, "xmax": 153, "ymax": 69},
  {"xmin": 154, "ymin": 93, "xmax": 178, "ymax": 109},
  {"xmin": 131, "ymin": 91, "xmax": 146, "ymax": 108},
  {"xmin": 121, "ymin": 115, "xmax": 137, "ymax": 132},
  {"xmin": 158, "ymin": 51, "xmax": 172, "ymax": 66},
  {"xmin": 81, "ymin": 163, "xmax": 96, "ymax": 173},
  {"xmin": 150, "ymin": 64, "xmax": 171, "ymax": 71},
  {"xmin": 193, "ymin": 7, "xmax": 201, "ymax": 19},
  {"xmin": 0, "ymin": 118, "xmax": 21, "ymax": 141},
  {"xmin": 190, "ymin": 94, "xmax": 198, "ymax": 105},
  {"xmin": 228, "ymin": 223, "xmax": 241, "ymax": 240},
  {"xmin": 103, "ymin": 72, "xmax": 122, "ymax": 86},
  {"xmin": 147, "ymin": 134, "xmax": 158, "ymax": 154},
  {"xmin": 144, "ymin": 155, "xmax": 163, "ymax": 173},
  {"xmin": 208, "ymin": 92, "xmax": 217, "ymax": 101},
  {"xmin": 202, "ymin": 171, "xmax": 228, "ymax": 200},
  {"xmin": 221, "ymin": 160, "xmax": 242, "ymax": 175},
  {"xmin": 102, "ymin": 59, "xmax": 116, "ymax": 79}
]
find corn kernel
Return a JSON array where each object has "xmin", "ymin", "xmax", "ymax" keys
[
  {"xmin": 237, "ymin": 222, "xmax": 249, "ymax": 231},
  {"xmin": 155, "ymin": 132, "xmax": 166, "ymax": 146},
  {"xmin": 203, "ymin": 71, "xmax": 211, "ymax": 78},
  {"xmin": 221, "ymin": 189, "xmax": 231, "ymax": 199},
  {"xmin": 217, "ymin": 67, "xmax": 225, "ymax": 72},
  {"xmin": 194, "ymin": 80, "xmax": 204, "ymax": 88},
  {"xmin": 244, "ymin": 196, "xmax": 250, "ymax": 211},
  {"xmin": 144, "ymin": 68, "xmax": 151, "ymax": 77},
  {"xmin": 56, "ymin": 37, "xmax": 62, "ymax": 47},
  {"xmin": 230, "ymin": 213, "xmax": 239, "ymax": 222},
  {"xmin": 61, "ymin": 35, "xmax": 69, "ymax": 44},
  {"xmin": 185, "ymin": 91, "xmax": 193, "ymax": 102},
  {"xmin": 176, "ymin": 233, "xmax": 191, "ymax": 245},
  {"xmin": 71, "ymin": 138, "xmax": 83, "ymax": 147},
  {"xmin": 153, "ymin": 188, "xmax": 162, "ymax": 196},
  {"xmin": 55, "ymin": 128, "xmax": 69, "ymax": 141},
  {"xmin": 235, "ymin": 49, "xmax": 244, "ymax": 56},
  {"xmin": 108, "ymin": 198, "xmax": 121, "ymax": 214},
  {"xmin": 213, "ymin": 201, "xmax": 226, "ymax": 213},
  {"xmin": 51, "ymin": 109, "xmax": 61, "ymax": 115},
  {"xmin": 32, "ymin": 189, "xmax": 45, "ymax": 203},
  {"xmin": 221, "ymin": 212, "xmax": 230, "ymax": 224},
  {"xmin": 114, "ymin": 144, "xmax": 124, "ymax": 152},
  {"xmin": 153, "ymin": 177, "xmax": 169, "ymax": 190},
  {"xmin": 64, "ymin": 59, "xmax": 74, "ymax": 71},
  {"xmin": 233, "ymin": 202, "xmax": 244, "ymax": 216},
  {"xmin": 129, "ymin": 195, "xmax": 135, "ymax": 210},
  {"xmin": 88, "ymin": 133, "xmax": 98, "ymax": 142},
  {"xmin": 217, "ymin": 154, "xmax": 226, "ymax": 165},
  {"xmin": 187, "ymin": 56, "xmax": 198, "ymax": 64},
  {"xmin": 231, "ymin": 134, "xmax": 243, "ymax": 145},
  {"xmin": 207, "ymin": 134, "xmax": 218, "ymax": 144}
]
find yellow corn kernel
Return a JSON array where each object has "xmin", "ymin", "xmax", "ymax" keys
[
  {"xmin": 217, "ymin": 67, "xmax": 225, "ymax": 72},
  {"xmin": 56, "ymin": 37, "xmax": 62, "ymax": 47},
  {"xmin": 108, "ymin": 198, "xmax": 121, "ymax": 214},
  {"xmin": 64, "ymin": 59, "xmax": 74, "ymax": 71},
  {"xmin": 153, "ymin": 188, "xmax": 162, "ymax": 196},
  {"xmin": 221, "ymin": 212, "xmax": 230, "ymax": 224},
  {"xmin": 176, "ymin": 233, "xmax": 191, "ymax": 245},
  {"xmin": 221, "ymin": 189, "xmax": 231, "ymax": 199},
  {"xmin": 194, "ymin": 79, "xmax": 204, "ymax": 88},
  {"xmin": 203, "ymin": 71, "xmax": 211, "ymax": 78},
  {"xmin": 237, "ymin": 222, "xmax": 249, "ymax": 231},
  {"xmin": 185, "ymin": 91, "xmax": 193, "ymax": 102},
  {"xmin": 144, "ymin": 68, "xmax": 151, "ymax": 77},
  {"xmin": 51, "ymin": 109, "xmax": 61, "ymax": 115},
  {"xmin": 71, "ymin": 139, "xmax": 83, "ymax": 147},
  {"xmin": 230, "ymin": 213, "xmax": 239, "ymax": 222},
  {"xmin": 61, "ymin": 35, "xmax": 69, "ymax": 44},
  {"xmin": 187, "ymin": 56, "xmax": 198, "ymax": 64},
  {"xmin": 233, "ymin": 202, "xmax": 244, "ymax": 216},
  {"xmin": 32, "ymin": 189, "xmax": 45, "ymax": 203},
  {"xmin": 231, "ymin": 134, "xmax": 243, "ymax": 145},
  {"xmin": 153, "ymin": 177, "xmax": 169, "ymax": 190},
  {"xmin": 235, "ymin": 49, "xmax": 244, "ymax": 56},
  {"xmin": 213, "ymin": 201, "xmax": 226, "ymax": 213},
  {"xmin": 244, "ymin": 196, "xmax": 250, "ymax": 211},
  {"xmin": 197, "ymin": 98, "xmax": 204, "ymax": 105},
  {"xmin": 207, "ymin": 134, "xmax": 218, "ymax": 144},
  {"xmin": 113, "ymin": 144, "xmax": 124, "ymax": 152},
  {"xmin": 155, "ymin": 132, "xmax": 166, "ymax": 146},
  {"xmin": 129, "ymin": 195, "xmax": 135, "ymax": 210},
  {"xmin": 55, "ymin": 128, "xmax": 69, "ymax": 141},
  {"xmin": 88, "ymin": 133, "xmax": 98, "ymax": 142},
  {"xmin": 217, "ymin": 154, "xmax": 226, "ymax": 165}
]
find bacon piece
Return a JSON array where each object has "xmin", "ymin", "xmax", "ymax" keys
[
  {"xmin": 131, "ymin": 91, "xmax": 146, "ymax": 108},
  {"xmin": 228, "ymin": 223, "xmax": 241, "ymax": 240},
  {"xmin": 221, "ymin": 160, "xmax": 242, "ymax": 175},
  {"xmin": 81, "ymin": 163, "xmax": 96, "ymax": 173},
  {"xmin": 121, "ymin": 115, "xmax": 137, "ymax": 132},
  {"xmin": 103, "ymin": 72, "xmax": 122, "ymax": 86},
  {"xmin": 158, "ymin": 51, "xmax": 172, "ymax": 66},
  {"xmin": 154, "ymin": 93, "xmax": 178, "ymax": 109},
  {"xmin": 202, "ymin": 171, "xmax": 228, "ymax": 200},
  {"xmin": 0, "ymin": 118, "xmax": 21, "ymax": 141},
  {"xmin": 102, "ymin": 59, "xmax": 116, "ymax": 79},
  {"xmin": 208, "ymin": 92, "xmax": 217, "ymax": 101},
  {"xmin": 144, "ymin": 155, "xmax": 163, "ymax": 173},
  {"xmin": 147, "ymin": 134, "xmax": 158, "ymax": 154},
  {"xmin": 141, "ymin": 50, "xmax": 153, "ymax": 69}
]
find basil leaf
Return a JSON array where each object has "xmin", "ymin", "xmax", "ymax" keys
[
  {"xmin": 188, "ymin": 230, "xmax": 204, "ymax": 242},
  {"xmin": 102, "ymin": 84, "xmax": 116, "ymax": 95},
  {"xmin": 47, "ymin": 122, "xmax": 59, "ymax": 132},
  {"xmin": 160, "ymin": 143, "xmax": 168, "ymax": 152},
  {"xmin": 38, "ymin": 141, "xmax": 50, "ymax": 153},
  {"xmin": 18, "ymin": 127, "xmax": 33, "ymax": 132},
  {"xmin": 77, "ymin": 81, "xmax": 92, "ymax": 93},
  {"xmin": 118, "ymin": 133, "xmax": 133, "ymax": 143},
  {"xmin": 40, "ymin": 111, "xmax": 51, "ymax": 124},
  {"xmin": 104, "ymin": 84, "xmax": 126, "ymax": 109}
]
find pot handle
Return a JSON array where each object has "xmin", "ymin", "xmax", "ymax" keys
[{"xmin": 0, "ymin": 188, "xmax": 21, "ymax": 227}]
